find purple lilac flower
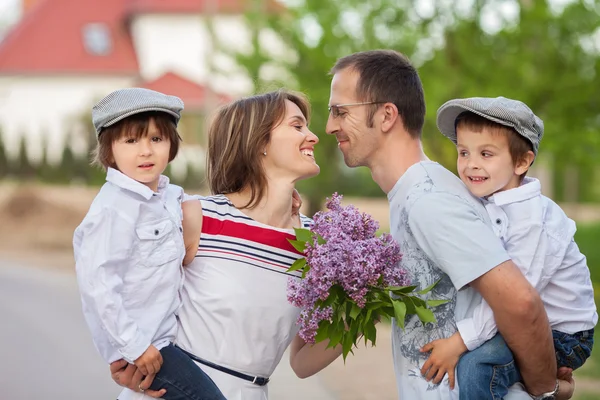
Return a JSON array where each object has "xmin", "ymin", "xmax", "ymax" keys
[{"xmin": 287, "ymin": 193, "xmax": 408, "ymax": 343}]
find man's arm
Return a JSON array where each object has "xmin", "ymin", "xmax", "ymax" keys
[
  {"xmin": 470, "ymin": 261, "xmax": 556, "ymax": 395},
  {"xmin": 407, "ymin": 192, "xmax": 556, "ymax": 396}
]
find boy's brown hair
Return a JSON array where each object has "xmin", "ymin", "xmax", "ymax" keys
[
  {"xmin": 456, "ymin": 111, "xmax": 534, "ymax": 180},
  {"xmin": 92, "ymin": 111, "xmax": 181, "ymax": 170},
  {"xmin": 207, "ymin": 89, "xmax": 310, "ymax": 209}
]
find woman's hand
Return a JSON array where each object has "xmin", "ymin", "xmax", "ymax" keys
[{"xmin": 110, "ymin": 359, "xmax": 166, "ymax": 398}]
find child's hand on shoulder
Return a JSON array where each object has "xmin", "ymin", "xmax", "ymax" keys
[
  {"xmin": 134, "ymin": 345, "xmax": 163, "ymax": 376},
  {"xmin": 419, "ymin": 332, "xmax": 468, "ymax": 389}
]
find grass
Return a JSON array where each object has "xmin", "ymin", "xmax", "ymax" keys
[{"xmin": 573, "ymin": 223, "xmax": 600, "ymax": 382}]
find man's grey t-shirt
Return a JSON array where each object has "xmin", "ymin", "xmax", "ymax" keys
[{"xmin": 388, "ymin": 161, "xmax": 522, "ymax": 399}]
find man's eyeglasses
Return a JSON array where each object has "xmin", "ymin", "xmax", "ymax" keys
[{"xmin": 328, "ymin": 102, "xmax": 385, "ymax": 118}]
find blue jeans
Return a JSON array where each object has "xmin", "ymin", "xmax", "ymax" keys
[
  {"xmin": 148, "ymin": 343, "xmax": 226, "ymax": 400},
  {"xmin": 457, "ymin": 329, "xmax": 594, "ymax": 400}
]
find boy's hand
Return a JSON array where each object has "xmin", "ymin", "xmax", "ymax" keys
[
  {"xmin": 134, "ymin": 345, "xmax": 163, "ymax": 376},
  {"xmin": 419, "ymin": 332, "xmax": 468, "ymax": 389}
]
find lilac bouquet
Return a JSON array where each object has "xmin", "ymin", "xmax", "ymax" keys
[{"xmin": 287, "ymin": 193, "xmax": 446, "ymax": 360}]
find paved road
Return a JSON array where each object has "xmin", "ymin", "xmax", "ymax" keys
[{"xmin": 0, "ymin": 260, "xmax": 335, "ymax": 400}]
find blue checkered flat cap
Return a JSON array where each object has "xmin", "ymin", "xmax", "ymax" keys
[
  {"xmin": 436, "ymin": 96, "xmax": 544, "ymax": 155},
  {"xmin": 92, "ymin": 88, "xmax": 184, "ymax": 136}
]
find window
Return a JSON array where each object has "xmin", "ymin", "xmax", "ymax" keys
[{"xmin": 82, "ymin": 23, "xmax": 112, "ymax": 56}]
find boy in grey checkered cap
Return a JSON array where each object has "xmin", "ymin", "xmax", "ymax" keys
[
  {"xmin": 420, "ymin": 96, "xmax": 597, "ymax": 400},
  {"xmin": 74, "ymin": 88, "xmax": 225, "ymax": 400}
]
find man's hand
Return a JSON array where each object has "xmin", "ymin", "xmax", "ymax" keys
[
  {"xmin": 110, "ymin": 359, "xmax": 166, "ymax": 398},
  {"xmin": 292, "ymin": 189, "xmax": 302, "ymax": 217},
  {"xmin": 134, "ymin": 345, "xmax": 163, "ymax": 376},
  {"xmin": 419, "ymin": 332, "xmax": 468, "ymax": 389}
]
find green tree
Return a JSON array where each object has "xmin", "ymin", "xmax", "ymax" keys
[
  {"xmin": 15, "ymin": 135, "xmax": 35, "ymax": 181},
  {"xmin": 217, "ymin": 0, "xmax": 600, "ymax": 209},
  {"xmin": 0, "ymin": 131, "xmax": 8, "ymax": 179}
]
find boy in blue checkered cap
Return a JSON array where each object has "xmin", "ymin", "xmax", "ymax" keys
[
  {"xmin": 74, "ymin": 88, "xmax": 225, "ymax": 400},
  {"xmin": 419, "ymin": 96, "xmax": 597, "ymax": 400}
]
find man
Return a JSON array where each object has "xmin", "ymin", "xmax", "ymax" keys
[{"xmin": 325, "ymin": 49, "xmax": 573, "ymax": 400}]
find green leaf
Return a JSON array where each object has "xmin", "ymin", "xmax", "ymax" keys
[
  {"xmin": 392, "ymin": 300, "xmax": 407, "ymax": 330},
  {"xmin": 294, "ymin": 227, "xmax": 313, "ymax": 243},
  {"xmin": 322, "ymin": 290, "xmax": 338, "ymax": 308},
  {"xmin": 287, "ymin": 257, "xmax": 306, "ymax": 272},
  {"xmin": 349, "ymin": 302, "xmax": 362, "ymax": 320},
  {"xmin": 386, "ymin": 285, "xmax": 418, "ymax": 293},
  {"xmin": 408, "ymin": 296, "xmax": 427, "ymax": 308},
  {"xmin": 342, "ymin": 332, "xmax": 354, "ymax": 361},
  {"xmin": 327, "ymin": 322, "xmax": 344, "ymax": 348},
  {"xmin": 417, "ymin": 279, "xmax": 441, "ymax": 295},
  {"xmin": 317, "ymin": 234, "xmax": 327, "ymax": 245},
  {"xmin": 365, "ymin": 301, "xmax": 385, "ymax": 310},
  {"xmin": 403, "ymin": 296, "xmax": 416, "ymax": 314},
  {"xmin": 364, "ymin": 320, "xmax": 377, "ymax": 345},
  {"xmin": 288, "ymin": 239, "xmax": 306, "ymax": 253},
  {"xmin": 415, "ymin": 306, "xmax": 436, "ymax": 325},
  {"xmin": 314, "ymin": 321, "xmax": 330, "ymax": 343},
  {"xmin": 426, "ymin": 299, "xmax": 450, "ymax": 308}
]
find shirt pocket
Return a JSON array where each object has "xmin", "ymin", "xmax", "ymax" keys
[{"xmin": 135, "ymin": 219, "xmax": 180, "ymax": 267}]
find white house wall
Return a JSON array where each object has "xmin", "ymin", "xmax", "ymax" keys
[
  {"xmin": 0, "ymin": 75, "xmax": 135, "ymax": 163},
  {"xmin": 130, "ymin": 13, "xmax": 283, "ymax": 96}
]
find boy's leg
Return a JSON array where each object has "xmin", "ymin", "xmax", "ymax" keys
[
  {"xmin": 457, "ymin": 333, "xmax": 521, "ymax": 400},
  {"xmin": 148, "ymin": 344, "xmax": 226, "ymax": 400},
  {"xmin": 552, "ymin": 328, "xmax": 594, "ymax": 370}
]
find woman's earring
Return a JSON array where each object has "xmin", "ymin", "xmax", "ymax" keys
[{"xmin": 263, "ymin": 151, "xmax": 267, "ymax": 156}]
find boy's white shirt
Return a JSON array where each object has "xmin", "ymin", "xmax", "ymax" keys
[
  {"xmin": 457, "ymin": 177, "xmax": 598, "ymax": 351},
  {"xmin": 73, "ymin": 168, "xmax": 185, "ymax": 364}
]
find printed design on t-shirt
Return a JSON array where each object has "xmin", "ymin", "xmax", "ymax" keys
[{"xmin": 391, "ymin": 178, "xmax": 458, "ymax": 389}]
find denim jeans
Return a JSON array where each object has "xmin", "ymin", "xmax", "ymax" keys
[
  {"xmin": 148, "ymin": 343, "xmax": 226, "ymax": 400},
  {"xmin": 457, "ymin": 329, "xmax": 594, "ymax": 400}
]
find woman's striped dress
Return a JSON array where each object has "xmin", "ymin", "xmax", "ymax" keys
[{"xmin": 175, "ymin": 194, "xmax": 312, "ymax": 400}]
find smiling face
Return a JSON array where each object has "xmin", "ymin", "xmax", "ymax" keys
[
  {"xmin": 456, "ymin": 126, "xmax": 532, "ymax": 198},
  {"xmin": 326, "ymin": 68, "xmax": 380, "ymax": 168},
  {"xmin": 111, "ymin": 118, "xmax": 171, "ymax": 192},
  {"xmin": 264, "ymin": 99, "xmax": 320, "ymax": 182}
]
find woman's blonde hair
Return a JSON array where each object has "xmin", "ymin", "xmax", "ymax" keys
[{"xmin": 207, "ymin": 89, "xmax": 310, "ymax": 209}]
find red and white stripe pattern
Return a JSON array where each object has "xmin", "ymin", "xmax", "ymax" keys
[{"xmin": 195, "ymin": 195, "xmax": 312, "ymax": 277}]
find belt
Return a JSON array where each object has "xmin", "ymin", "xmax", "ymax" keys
[{"xmin": 176, "ymin": 345, "xmax": 270, "ymax": 386}]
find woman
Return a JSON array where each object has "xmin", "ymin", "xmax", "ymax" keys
[{"xmin": 111, "ymin": 90, "xmax": 342, "ymax": 400}]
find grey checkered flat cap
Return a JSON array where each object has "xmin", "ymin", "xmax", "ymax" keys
[
  {"xmin": 436, "ymin": 96, "xmax": 544, "ymax": 155},
  {"xmin": 92, "ymin": 88, "xmax": 184, "ymax": 136}
]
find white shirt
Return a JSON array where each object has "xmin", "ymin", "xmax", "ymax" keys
[
  {"xmin": 388, "ymin": 162, "xmax": 528, "ymax": 400},
  {"xmin": 457, "ymin": 177, "xmax": 598, "ymax": 351},
  {"xmin": 74, "ymin": 168, "xmax": 185, "ymax": 364},
  {"xmin": 117, "ymin": 195, "xmax": 312, "ymax": 400}
]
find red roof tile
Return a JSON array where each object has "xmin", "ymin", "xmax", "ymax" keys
[
  {"xmin": 0, "ymin": 0, "xmax": 138, "ymax": 74},
  {"xmin": 139, "ymin": 72, "xmax": 232, "ymax": 109},
  {"xmin": 127, "ymin": 0, "xmax": 284, "ymax": 14}
]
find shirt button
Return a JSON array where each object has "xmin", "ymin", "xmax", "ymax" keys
[
  {"xmin": 154, "ymin": 229, "xmax": 160, "ymax": 235},
  {"xmin": 495, "ymin": 218, "xmax": 502, "ymax": 224}
]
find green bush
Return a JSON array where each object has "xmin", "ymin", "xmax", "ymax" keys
[{"xmin": 573, "ymin": 223, "xmax": 600, "ymax": 380}]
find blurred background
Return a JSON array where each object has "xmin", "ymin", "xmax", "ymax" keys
[{"xmin": 0, "ymin": 0, "xmax": 598, "ymax": 398}]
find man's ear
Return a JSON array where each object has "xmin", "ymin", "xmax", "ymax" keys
[
  {"xmin": 380, "ymin": 102, "xmax": 399, "ymax": 133},
  {"xmin": 515, "ymin": 150, "xmax": 535, "ymax": 176}
]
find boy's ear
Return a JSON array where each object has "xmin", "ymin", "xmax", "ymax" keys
[{"xmin": 515, "ymin": 150, "xmax": 535, "ymax": 175}]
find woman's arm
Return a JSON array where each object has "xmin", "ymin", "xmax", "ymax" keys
[
  {"xmin": 289, "ymin": 334, "xmax": 343, "ymax": 378},
  {"xmin": 182, "ymin": 200, "xmax": 203, "ymax": 266}
]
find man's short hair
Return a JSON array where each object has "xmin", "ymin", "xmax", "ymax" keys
[{"xmin": 331, "ymin": 50, "xmax": 426, "ymax": 138}]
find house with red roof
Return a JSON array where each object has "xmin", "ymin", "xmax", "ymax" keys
[{"xmin": 0, "ymin": 0, "xmax": 280, "ymax": 174}]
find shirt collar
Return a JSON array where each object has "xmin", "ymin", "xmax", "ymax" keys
[
  {"xmin": 486, "ymin": 177, "xmax": 541, "ymax": 206},
  {"xmin": 106, "ymin": 167, "xmax": 170, "ymax": 200}
]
